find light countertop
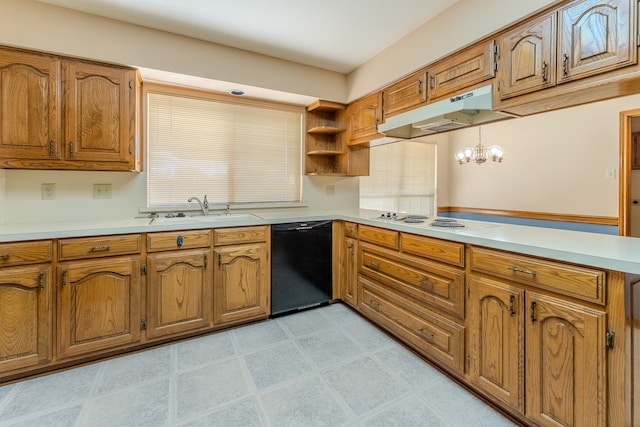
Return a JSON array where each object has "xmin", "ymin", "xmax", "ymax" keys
[{"xmin": 1, "ymin": 209, "xmax": 639, "ymax": 275}]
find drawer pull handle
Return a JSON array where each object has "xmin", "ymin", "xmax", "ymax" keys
[
  {"xmin": 562, "ymin": 53, "xmax": 569, "ymax": 76},
  {"xmin": 541, "ymin": 61, "xmax": 548, "ymax": 82},
  {"xmin": 348, "ymin": 243, "xmax": 354, "ymax": 256},
  {"xmin": 369, "ymin": 300, "xmax": 380, "ymax": 310},
  {"xmin": 61, "ymin": 269, "xmax": 67, "ymax": 288},
  {"xmin": 38, "ymin": 271, "xmax": 45, "ymax": 290},
  {"xmin": 418, "ymin": 278, "xmax": 434, "ymax": 289},
  {"xmin": 508, "ymin": 266, "xmax": 536, "ymax": 276},
  {"xmin": 0, "ymin": 253, "xmax": 11, "ymax": 260},
  {"xmin": 89, "ymin": 245, "xmax": 110, "ymax": 252},
  {"xmin": 530, "ymin": 301, "xmax": 537, "ymax": 324},
  {"xmin": 418, "ymin": 328, "xmax": 434, "ymax": 342},
  {"xmin": 177, "ymin": 235, "xmax": 184, "ymax": 248},
  {"xmin": 509, "ymin": 294, "xmax": 515, "ymax": 317},
  {"xmin": 367, "ymin": 261, "xmax": 380, "ymax": 270}
]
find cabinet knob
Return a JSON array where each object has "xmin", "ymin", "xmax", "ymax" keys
[{"xmin": 176, "ymin": 235, "xmax": 184, "ymax": 248}]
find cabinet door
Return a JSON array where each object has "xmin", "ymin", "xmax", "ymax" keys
[
  {"xmin": 383, "ymin": 71, "xmax": 427, "ymax": 117},
  {"xmin": 214, "ymin": 243, "xmax": 269, "ymax": 325},
  {"xmin": 64, "ymin": 61, "xmax": 136, "ymax": 166},
  {"xmin": 57, "ymin": 257, "xmax": 141, "ymax": 358},
  {"xmin": 428, "ymin": 41, "xmax": 495, "ymax": 100},
  {"xmin": 525, "ymin": 291, "xmax": 607, "ymax": 427},
  {"xmin": 467, "ymin": 275, "xmax": 524, "ymax": 413},
  {"xmin": 0, "ymin": 48, "xmax": 60, "ymax": 161},
  {"xmin": 558, "ymin": 0, "xmax": 635, "ymax": 83},
  {"xmin": 348, "ymin": 92, "xmax": 383, "ymax": 145},
  {"xmin": 146, "ymin": 249, "xmax": 212, "ymax": 339},
  {"xmin": 498, "ymin": 12, "xmax": 556, "ymax": 99},
  {"xmin": 0, "ymin": 265, "xmax": 52, "ymax": 373},
  {"xmin": 341, "ymin": 236, "xmax": 358, "ymax": 307}
]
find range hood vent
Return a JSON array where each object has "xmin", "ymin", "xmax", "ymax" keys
[{"xmin": 376, "ymin": 85, "xmax": 515, "ymax": 139}]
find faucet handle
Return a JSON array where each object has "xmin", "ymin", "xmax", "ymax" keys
[{"xmin": 203, "ymin": 195, "xmax": 208, "ymax": 207}]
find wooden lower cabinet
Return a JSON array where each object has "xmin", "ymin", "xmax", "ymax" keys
[
  {"xmin": 468, "ymin": 245, "xmax": 610, "ymax": 426},
  {"xmin": 0, "ymin": 265, "xmax": 52, "ymax": 373},
  {"xmin": 467, "ymin": 274, "xmax": 524, "ymax": 413},
  {"xmin": 525, "ymin": 291, "xmax": 607, "ymax": 427},
  {"xmin": 57, "ymin": 256, "xmax": 141, "ymax": 359},
  {"xmin": 213, "ymin": 226, "xmax": 270, "ymax": 326},
  {"xmin": 146, "ymin": 249, "xmax": 212, "ymax": 339},
  {"xmin": 359, "ymin": 276, "xmax": 464, "ymax": 373},
  {"xmin": 340, "ymin": 235, "xmax": 358, "ymax": 307}
]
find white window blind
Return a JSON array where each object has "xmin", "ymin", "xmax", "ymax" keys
[
  {"xmin": 360, "ymin": 140, "xmax": 437, "ymax": 214},
  {"xmin": 146, "ymin": 88, "xmax": 302, "ymax": 207}
]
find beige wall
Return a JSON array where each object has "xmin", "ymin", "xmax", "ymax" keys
[
  {"xmin": 0, "ymin": 0, "xmax": 632, "ymax": 225},
  {"xmin": 434, "ymin": 94, "xmax": 640, "ymax": 218}
]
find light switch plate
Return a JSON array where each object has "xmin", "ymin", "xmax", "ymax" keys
[{"xmin": 93, "ymin": 184, "xmax": 112, "ymax": 199}]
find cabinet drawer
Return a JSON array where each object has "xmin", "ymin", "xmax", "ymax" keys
[
  {"xmin": 58, "ymin": 235, "xmax": 141, "ymax": 260},
  {"xmin": 358, "ymin": 225, "xmax": 399, "ymax": 249},
  {"xmin": 470, "ymin": 246, "xmax": 606, "ymax": 305},
  {"xmin": 147, "ymin": 230, "xmax": 211, "ymax": 252},
  {"xmin": 401, "ymin": 233, "xmax": 464, "ymax": 267},
  {"xmin": 0, "ymin": 240, "xmax": 53, "ymax": 266},
  {"xmin": 214, "ymin": 226, "xmax": 268, "ymax": 246},
  {"xmin": 344, "ymin": 222, "xmax": 358, "ymax": 238},
  {"xmin": 360, "ymin": 243, "xmax": 464, "ymax": 318},
  {"xmin": 359, "ymin": 276, "xmax": 464, "ymax": 373}
]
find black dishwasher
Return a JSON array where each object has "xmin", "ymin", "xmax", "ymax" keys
[{"xmin": 271, "ymin": 220, "xmax": 332, "ymax": 316}]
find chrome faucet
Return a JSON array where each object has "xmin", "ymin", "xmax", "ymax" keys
[
  {"xmin": 226, "ymin": 203, "xmax": 231, "ymax": 215},
  {"xmin": 188, "ymin": 195, "xmax": 209, "ymax": 215}
]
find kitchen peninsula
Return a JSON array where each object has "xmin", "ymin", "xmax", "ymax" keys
[{"xmin": 0, "ymin": 210, "xmax": 638, "ymax": 426}]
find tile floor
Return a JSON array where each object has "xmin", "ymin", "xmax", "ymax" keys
[{"xmin": 0, "ymin": 303, "xmax": 517, "ymax": 427}]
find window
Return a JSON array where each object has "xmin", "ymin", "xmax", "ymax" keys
[
  {"xmin": 145, "ymin": 85, "xmax": 303, "ymax": 208},
  {"xmin": 360, "ymin": 140, "xmax": 437, "ymax": 214}
]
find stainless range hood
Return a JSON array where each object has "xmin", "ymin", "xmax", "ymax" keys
[{"xmin": 376, "ymin": 85, "xmax": 514, "ymax": 139}]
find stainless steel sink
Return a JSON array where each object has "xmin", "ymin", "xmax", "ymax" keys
[{"xmin": 147, "ymin": 213, "xmax": 261, "ymax": 225}]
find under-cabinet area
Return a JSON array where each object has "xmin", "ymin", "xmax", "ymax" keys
[{"xmin": 0, "ymin": 219, "xmax": 637, "ymax": 427}]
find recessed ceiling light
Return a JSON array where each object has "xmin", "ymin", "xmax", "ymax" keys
[{"xmin": 229, "ymin": 89, "xmax": 245, "ymax": 96}]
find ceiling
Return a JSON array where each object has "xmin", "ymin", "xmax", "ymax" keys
[{"xmin": 38, "ymin": 0, "xmax": 459, "ymax": 74}]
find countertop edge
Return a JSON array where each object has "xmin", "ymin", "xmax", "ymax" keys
[{"xmin": 1, "ymin": 211, "xmax": 639, "ymax": 275}]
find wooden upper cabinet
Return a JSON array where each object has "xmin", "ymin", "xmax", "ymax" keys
[
  {"xmin": 64, "ymin": 61, "xmax": 136, "ymax": 166},
  {"xmin": 428, "ymin": 41, "xmax": 496, "ymax": 101},
  {"xmin": 557, "ymin": 0, "xmax": 636, "ymax": 83},
  {"xmin": 0, "ymin": 49, "xmax": 61, "ymax": 161},
  {"xmin": 497, "ymin": 12, "xmax": 557, "ymax": 100},
  {"xmin": 0, "ymin": 45, "xmax": 139, "ymax": 171},
  {"xmin": 348, "ymin": 91, "xmax": 383, "ymax": 145},
  {"xmin": 383, "ymin": 70, "xmax": 428, "ymax": 117}
]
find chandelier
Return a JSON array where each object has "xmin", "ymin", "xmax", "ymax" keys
[{"xmin": 454, "ymin": 127, "xmax": 504, "ymax": 164}]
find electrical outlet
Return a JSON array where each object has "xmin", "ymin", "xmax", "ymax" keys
[
  {"xmin": 93, "ymin": 184, "xmax": 112, "ymax": 199},
  {"xmin": 605, "ymin": 169, "xmax": 617, "ymax": 180},
  {"xmin": 41, "ymin": 183, "xmax": 55, "ymax": 200},
  {"xmin": 326, "ymin": 185, "xmax": 335, "ymax": 195}
]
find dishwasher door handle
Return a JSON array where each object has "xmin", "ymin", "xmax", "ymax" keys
[{"xmin": 295, "ymin": 220, "xmax": 332, "ymax": 231}]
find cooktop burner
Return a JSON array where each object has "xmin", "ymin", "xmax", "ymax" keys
[
  {"xmin": 403, "ymin": 218, "xmax": 425, "ymax": 223},
  {"xmin": 431, "ymin": 218, "xmax": 465, "ymax": 228}
]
